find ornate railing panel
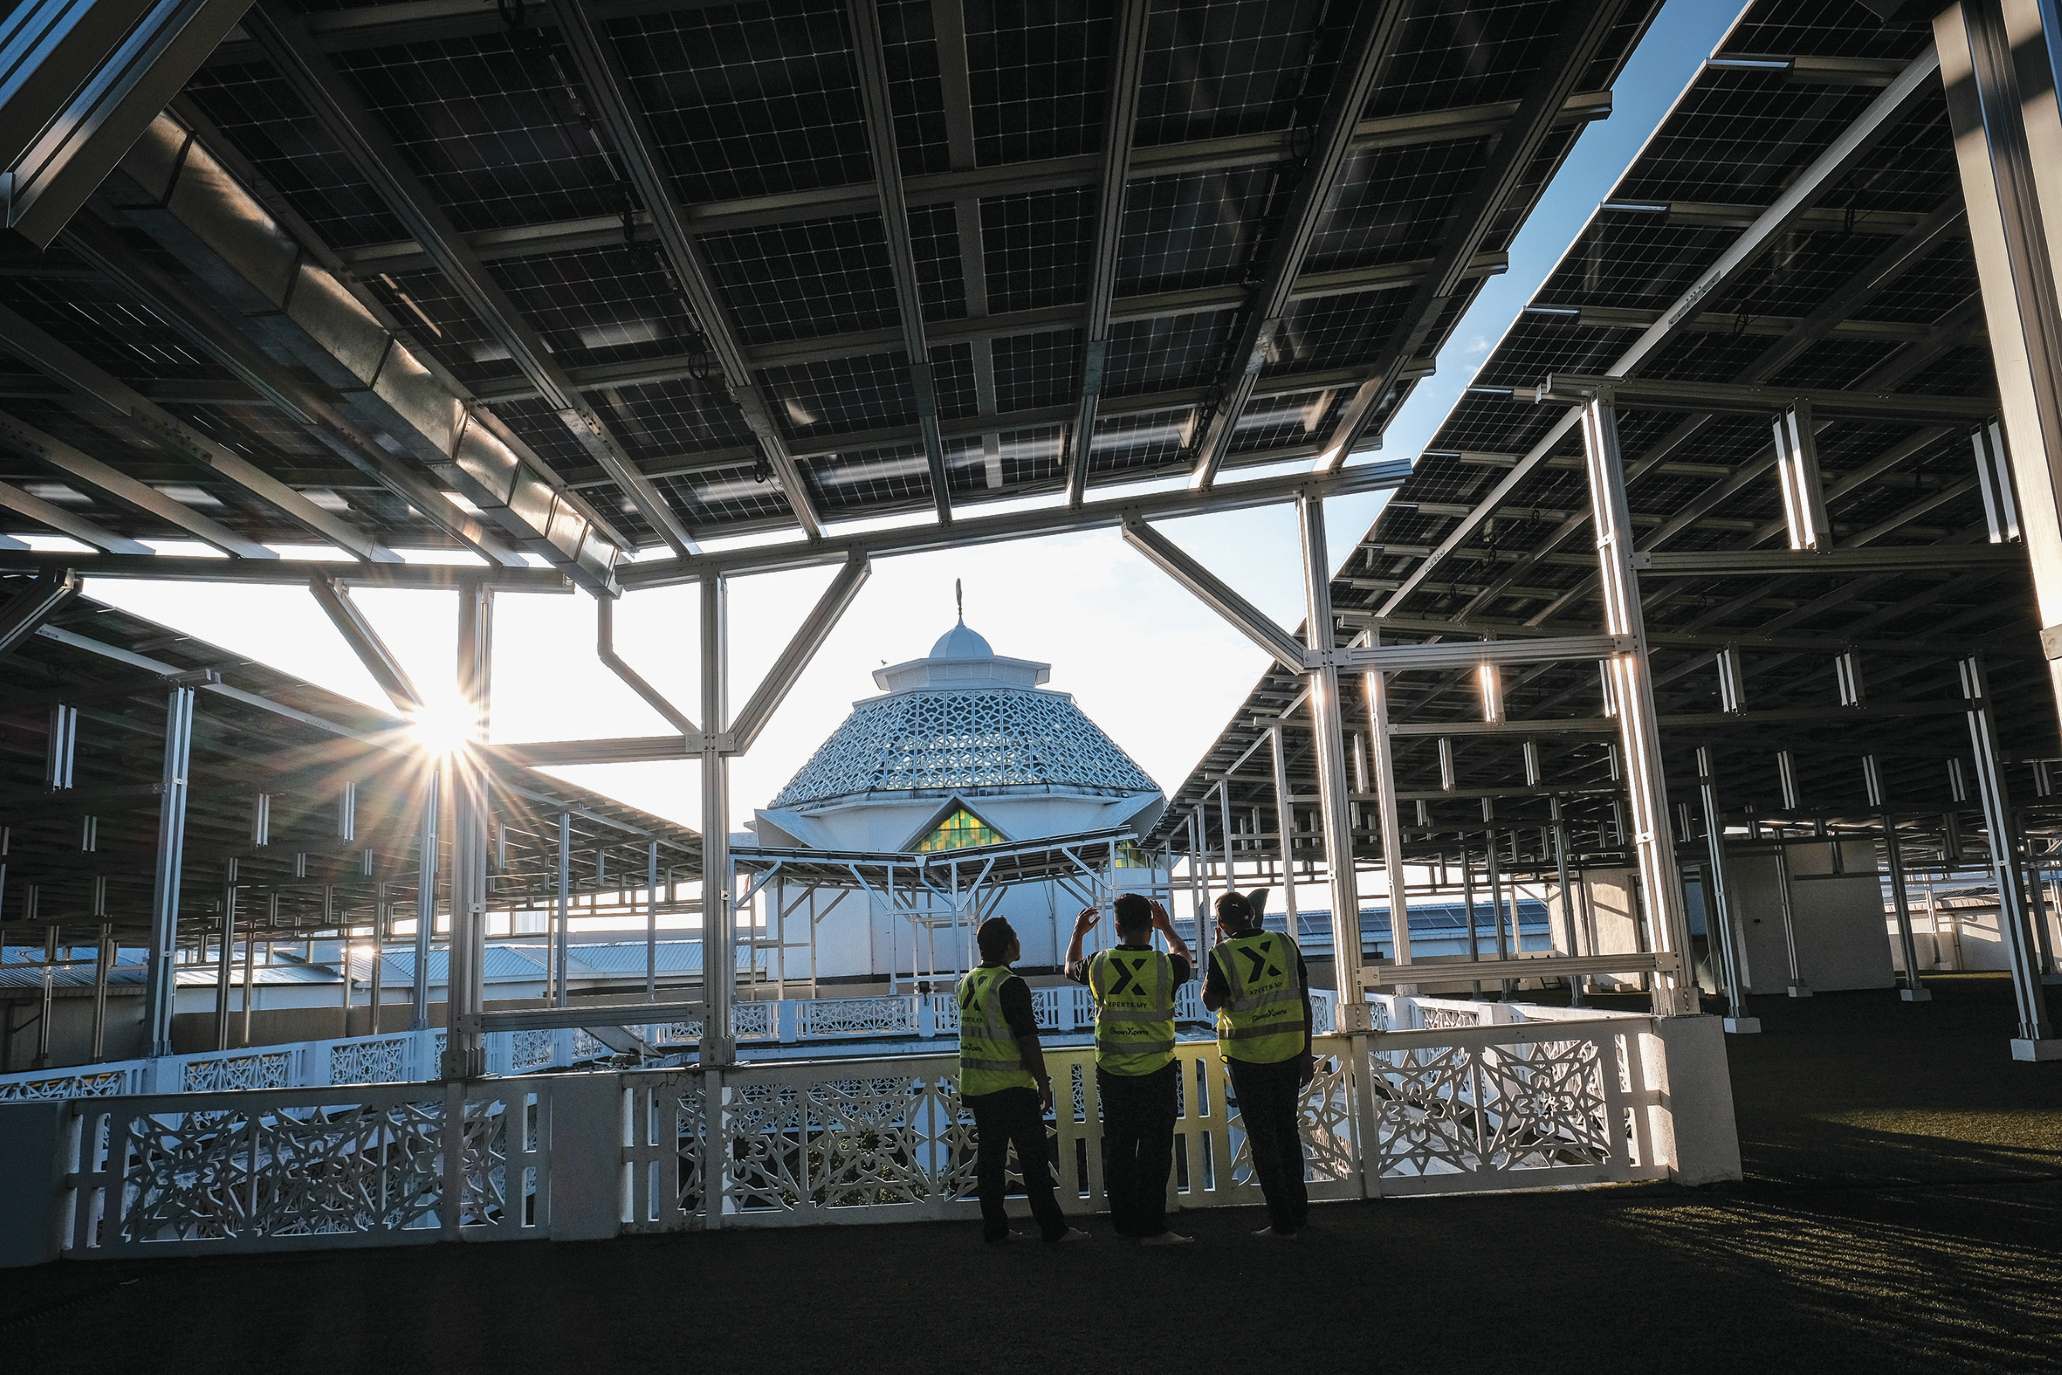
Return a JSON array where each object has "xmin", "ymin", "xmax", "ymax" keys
[
  {"xmin": 0, "ymin": 1066, "xmax": 142, "ymax": 1102},
  {"xmin": 794, "ymin": 996, "xmax": 919, "ymax": 1039},
  {"xmin": 64, "ymin": 1081, "xmax": 548, "ymax": 1257}
]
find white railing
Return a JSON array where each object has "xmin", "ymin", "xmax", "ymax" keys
[{"xmin": 21, "ymin": 1002, "xmax": 1724, "ymax": 1263}]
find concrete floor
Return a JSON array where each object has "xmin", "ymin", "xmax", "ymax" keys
[{"xmin": 5, "ymin": 976, "xmax": 2059, "ymax": 1374}]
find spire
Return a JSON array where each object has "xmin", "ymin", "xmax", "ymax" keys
[{"xmin": 955, "ymin": 577, "xmax": 964, "ymax": 624}]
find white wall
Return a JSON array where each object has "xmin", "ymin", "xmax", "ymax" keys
[{"xmin": 1723, "ymin": 841, "xmax": 1892, "ymax": 994}]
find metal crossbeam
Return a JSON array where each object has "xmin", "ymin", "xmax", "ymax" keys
[
  {"xmin": 308, "ymin": 575, "xmax": 421, "ymax": 712},
  {"xmin": 1632, "ymin": 547, "xmax": 2027, "ymax": 576},
  {"xmin": 1064, "ymin": 0, "xmax": 1149, "ymax": 506},
  {"xmin": 242, "ymin": 2, "xmax": 697, "ymax": 557},
  {"xmin": 1325, "ymin": 0, "xmax": 1630, "ymax": 465},
  {"xmin": 1535, "ymin": 374, "xmax": 1998, "ymax": 423},
  {"xmin": 847, "ymin": 0, "xmax": 952, "ymax": 521},
  {"xmin": 0, "ymin": 568, "xmax": 78, "ymax": 656},
  {"xmin": 0, "ymin": 480, "xmax": 151, "ymax": 553},
  {"xmin": 622, "ymin": 458, "xmax": 1411, "ymax": 585},
  {"xmin": 1188, "ymin": 2, "xmax": 1408, "ymax": 488},
  {"xmin": 1335, "ymin": 635, "xmax": 1631, "ymax": 673},
  {"xmin": 0, "ymin": 552, "xmax": 573, "ymax": 590},
  {"xmin": 549, "ymin": 0, "xmax": 821, "ymax": 540},
  {"xmin": 1375, "ymin": 47, "xmax": 1946, "ymax": 613}
]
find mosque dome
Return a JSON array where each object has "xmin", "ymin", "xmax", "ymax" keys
[{"xmin": 769, "ymin": 616, "xmax": 1157, "ymax": 810}]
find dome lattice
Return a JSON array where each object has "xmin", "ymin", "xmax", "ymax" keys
[{"xmin": 771, "ymin": 687, "xmax": 1156, "ymax": 808}]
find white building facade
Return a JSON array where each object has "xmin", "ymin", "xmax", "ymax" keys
[{"xmin": 749, "ymin": 619, "xmax": 1168, "ymax": 984}]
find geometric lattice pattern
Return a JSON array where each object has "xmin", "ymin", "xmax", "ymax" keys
[{"xmin": 772, "ymin": 688, "xmax": 1157, "ymax": 807}]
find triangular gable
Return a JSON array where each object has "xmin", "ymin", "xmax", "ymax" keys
[{"xmin": 902, "ymin": 796, "xmax": 1009, "ymax": 854}]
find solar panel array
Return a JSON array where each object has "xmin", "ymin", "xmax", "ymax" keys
[
  {"xmin": 1152, "ymin": 0, "xmax": 2054, "ymax": 867},
  {"xmin": 0, "ymin": 0, "xmax": 1659, "ymax": 570},
  {"xmin": 0, "ymin": 593, "xmax": 702, "ymax": 940}
]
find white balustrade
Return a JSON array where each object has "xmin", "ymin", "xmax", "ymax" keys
[{"xmin": 15, "ymin": 1001, "xmax": 1716, "ymax": 1264}]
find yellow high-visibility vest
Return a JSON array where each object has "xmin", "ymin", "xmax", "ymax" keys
[
  {"xmin": 1087, "ymin": 947, "xmax": 1176, "ymax": 1075},
  {"xmin": 1212, "ymin": 931, "xmax": 1305, "ymax": 1064},
  {"xmin": 957, "ymin": 965, "xmax": 1037, "ymax": 1096}
]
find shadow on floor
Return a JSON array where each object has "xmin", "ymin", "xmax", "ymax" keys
[{"xmin": 4, "ymin": 976, "xmax": 2058, "ymax": 1374}]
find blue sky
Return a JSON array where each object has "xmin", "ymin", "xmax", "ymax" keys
[{"xmin": 77, "ymin": 1, "xmax": 1741, "ymax": 833}]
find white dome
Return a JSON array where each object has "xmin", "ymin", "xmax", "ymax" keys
[{"xmin": 929, "ymin": 621, "xmax": 994, "ymax": 660}]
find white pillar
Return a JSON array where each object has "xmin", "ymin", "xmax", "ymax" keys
[{"xmin": 1297, "ymin": 493, "xmax": 1367, "ymax": 1027}]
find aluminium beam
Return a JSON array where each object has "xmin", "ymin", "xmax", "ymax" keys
[
  {"xmin": 308, "ymin": 574, "xmax": 421, "ymax": 712},
  {"xmin": 1120, "ymin": 517, "xmax": 1309, "ymax": 673},
  {"xmin": 0, "ymin": 407, "xmax": 274, "ymax": 558},
  {"xmin": 730, "ymin": 554, "xmax": 871, "ymax": 754},
  {"xmin": 625, "ymin": 457, "xmax": 1412, "ymax": 585},
  {"xmin": 1536, "ymin": 374, "xmax": 1998, "ymax": 424},
  {"xmin": 0, "ymin": 551, "xmax": 573, "ymax": 591},
  {"xmin": 0, "ymin": 480, "xmax": 149, "ymax": 553},
  {"xmin": 1360, "ymin": 950, "xmax": 1677, "ymax": 989},
  {"xmin": 0, "ymin": 0, "xmax": 253, "ymax": 247},
  {"xmin": 1063, "ymin": 0, "xmax": 1149, "ymax": 506},
  {"xmin": 547, "ymin": 0, "xmax": 820, "ymax": 539},
  {"xmin": 596, "ymin": 594, "xmax": 697, "ymax": 737},
  {"xmin": 0, "ymin": 567, "xmax": 77, "ymax": 655},
  {"xmin": 1379, "ymin": 47, "xmax": 1948, "ymax": 613},
  {"xmin": 0, "ymin": 301, "xmax": 396, "ymax": 560},
  {"xmin": 1631, "ymin": 546, "xmax": 2026, "ymax": 576},
  {"xmin": 1188, "ymin": 1, "xmax": 1408, "ymax": 488},
  {"xmin": 496, "ymin": 735, "xmax": 707, "ymax": 768},
  {"xmin": 241, "ymin": 2, "xmax": 696, "ymax": 558},
  {"xmin": 1334, "ymin": 635, "xmax": 1630, "ymax": 674},
  {"xmin": 1326, "ymin": 0, "xmax": 1630, "ymax": 465},
  {"xmin": 848, "ymin": 0, "xmax": 952, "ymax": 521}
]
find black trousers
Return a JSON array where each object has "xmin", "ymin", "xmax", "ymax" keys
[
  {"xmin": 1228, "ymin": 1054, "xmax": 1309, "ymax": 1233},
  {"xmin": 1097, "ymin": 1063, "xmax": 1178, "ymax": 1237},
  {"xmin": 966, "ymin": 1087, "xmax": 1067, "ymax": 1243}
]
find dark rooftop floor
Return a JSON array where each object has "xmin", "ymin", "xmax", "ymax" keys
[{"xmin": 7, "ymin": 976, "xmax": 2060, "ymax": 1373}]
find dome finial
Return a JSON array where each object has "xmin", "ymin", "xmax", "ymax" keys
[{"xmin": 954, "ymin": 577, "xmax": 963, "ymax": 624}]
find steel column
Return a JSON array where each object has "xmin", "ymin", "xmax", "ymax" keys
[
  {"xmin": 1772, "ymin": 844, "xmax": 1811, "ymax": 998},
  {"xmin": 214, "ymin": 863, "xmax": 236, "ymax": 1049},
  {"xmin": 90, "ymin": 922, "xmax": 112, "ymax": 1057},
  {"xmin": 442, "ymin": 583, "xmax": 492, "ymax": 1079},
  {"xmin": 1695, "ymin": 748, "xmax": 1755, "ymax": 1031},
  {"xmin": 144, "ymin": 684, "xmax": 194, "ymax": 1057},
  {"xmin": 1581, "ymin": 399, "xmax": 1695, "ymax": 1014},
  {"xmin": 1297, "ymin": 493, "xmax": 1367, "ymax": 1025},
  {"xmin": 1267, "ymin": 726, "xmax": 1300, "ymax": 930},
  {"xmin": 1364, "ymin": 648, "xmax": 1414, "ymax": 969},
  {"xmin": 554, "ymin": 811, "xmax": 571, "ymax": 1009},
  {"xmin": 1550, "ymin": 802, "xmax": 1583, "ymax": 1006},
  {"xmin": 411, "ymin": 771, "xmax": 438, "ymax": 1031},
  {"xmin": 645, "ymin": 838, "xmax": 659, "ymax": 1001},
  {"xmin": 701, "ymin": 575, "xmax": 736, "ymax": 1066},
  {"xmin": 1935, "ymin": 0, "xmax": 2062, "ymax": 746},
  {"xmin": 1961, "ymin": 656, "xmax": 2057, "ymax": 1054}
]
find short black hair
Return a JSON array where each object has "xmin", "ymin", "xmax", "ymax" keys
[
  {"xmin": 1215, "ymin": 891, "xmax": 1255, "ymax": 929},
  {"xmin": 1112, "ymin": 893, "xmax": 1151, "ymax": 932},
  {"xmin": 976, "ymin": 917, "xmax": 1016, "ymax": 963}
]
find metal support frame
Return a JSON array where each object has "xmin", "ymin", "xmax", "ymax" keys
[
  {"xmin": 410, "ymin": 771, "xmax": 437, "ymax": 1031},
  {"xmin": 1772, "ymin": 843, "xmax": 1811, "ymax": 998},
  {"xmin": 730, "ymin": 555, "xmax": 872, "ymax": 753},
  {"xmin": 1881, "ymin": 811, "xmax": 1930, "ymax": 1001},
  {"xmin": 1961, "ymin": 655, "xmax": 2057, "ymax": 1053},
  {"xmin": 554, "ymin": 811, "xmax": 571, "ymax": 1010},
  {"xmin": 442, "ymin": 583, "xmax": 492, "ymax": 1078},
  {"xmin": 1695, "ymin": 747, "xmax": 1753, "ymax": 1030},
  {"xmin": 847, "ymin": 0, "xmax": 953, "ymax": 521},
  {"xmin": 1120, "ymin": 517, "xmax": 1308, "ymax": 671},
  {"xmin": 214, "ymin": 861, "xmax": 236, "ymax": 1048},
  {"xmin": 1189, "ymin": 1, "xmax": 1407, "ymax": 487},
  {"xmin": 701, "ymin": 574, "xmax": 736, "ymax": 1066},
  {"xmin": 1581, "ymin": 399, "xmax": 1695, "ymax": 1015},
  {"xmin": 1937, "ymin": 0, "xmax": 2062, "ymax": 756},
  {"xmin": 0, "ymin": 568, "xmax": 77, "ymax": 656},
  {"xmin": 1381, "ymin": 47, "xmax": 1947, "ymax": 611},
  {"xmin": 1363, "ymin": 649, "xmax": 1413, "ymax": 971},
  {"xmin": 0, "ymin": 0, "xmax": 254, "ymax": 247},
  {"xmin": 309, "ymin": 575, "xmax": 422, "ymax": 712},
  {"xmin": 1267, "ymin": 725, "xmax": 1299, "ymax": 931},
  {"xmin": 596, "ymin": 595, "xmax": 697, "ymax": 737},
  {"xmin": 1063, "ymin": 0, "xmax": 1149, "ymax": 505},
  {"xmin": 1297, "ymin": 493, "xmax": 1369, "ymax": 1027},
  {"xmin": 144, "ymin": 683, "xmax": 194, "ymax": 1056},
  {"xmin": 548, "ymin": 0, "xmax": 820, "ymax": 538}
]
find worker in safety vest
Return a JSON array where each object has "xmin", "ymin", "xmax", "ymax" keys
[
  {"xmin": 1201, "ymin": 889, "xmax": 1314, "ymax": 1239},
  {"xmin": 1065, "ymin": 893, "xmax": 1194, "ymax": 1245},
  {"xmin": 957, "ymin": 916, "xmax": 1089, "ymax": 1246}
]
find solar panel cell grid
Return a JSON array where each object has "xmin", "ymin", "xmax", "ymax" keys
[
  {"xmin": 490, "ymin": 243, "xmax": 695, "ymax": 372},
  {"xmin": 1089, "ymin": 406, "xmax": 1193, "ymax": 480},
  {"xmin": 1103, "ymin": 312, "xmax": 1235, "ymax": 395},
  {"xmin": 1365, "ymin": 0, "xmax": 1565, "ymax": 118},
  {"xmin": 879, "ymin": 0, "xmax": 954, "ymax": 177},
  {"xmin": 1308, "ymin": 139, "xmax": 1494, "ymax": 272},
  {"xmin": 760, "ymin": 352, "xmax": 918, "ymax": 439},
  {"xmin": 699, "ymin": 215, "xmax": 902, "ymax": 347},
  {"xmin": 591, "ymin": 377, "xmax": 758, "ymax": 459},
  {"xmin": 1265, "ymin": 290, "xmax": 1410, "ymax": 378},
  {"xmin": 1116, "ymin": 169, "xmax": 1277, "ymax": 295},
  {"xmin": 990, "ymin": 329, "xmax": 1084, "ymax": 411},
  {"xmin": 981, "ymin": 186, "xmax": 1095, "ymax": 312},
  {"xmin": 611, "ymin": 1, "xmax": 874, "ymax": 205},
  {"xmin": 1133, "ymin": 0, "xmax": 1334, "ymax": 148},
  {"xmin": 965, "ymin": 1, "xmax": 1113, "ymax": 166},
  {"xmin": 335, "ymin": 30, "xmax": 618, "ymax": 235},
  {"xmin": 1231, "ymin": 388, "xmax": 1343, "ymax": 455}
]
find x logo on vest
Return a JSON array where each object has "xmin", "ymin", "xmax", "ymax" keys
[
  {"xmin": 1239, "ymin": 947, "xmax": 1281, "ymax": 981},
  {"xmin": 1107, "ymin": 957, "xmax": 1142, "ymax": 996},
  {"xmin": 959, "ymin": 982, "xmax": 979, "ymax": 1012}
]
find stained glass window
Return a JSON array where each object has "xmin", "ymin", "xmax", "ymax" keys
[{"xmin": 914, "ymin": 807, "xmax": 1001, "ymax": 852}]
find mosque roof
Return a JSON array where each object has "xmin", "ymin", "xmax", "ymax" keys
[{"xmin": 771, "ymin": 619, "xmax": 1157, "ymax": 810}]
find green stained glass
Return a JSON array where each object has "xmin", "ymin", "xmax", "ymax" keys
[{"xmin": 914, "ymin": 807, "xmax": 1001, "ymax": 853}]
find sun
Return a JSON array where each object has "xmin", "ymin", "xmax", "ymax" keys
[{"xmin": 407, "ymin": 698, "xmax": 476, "ymax": 756}]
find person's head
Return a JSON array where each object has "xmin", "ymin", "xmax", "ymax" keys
[
  {"xmin": 976, "ymin": 916, "xmax": 1019, "ymax": 965},
  {"xmin": 1113, "ymin": 893, "xmax": 1152, "ymax": 940},
  {"xmin": 1218, "ymin": 888, "xmax": 1271, "ymax": 936},
  {"xmin": 1215, "ymin": 890, "xmax": 1258, "ymax": 936}
]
